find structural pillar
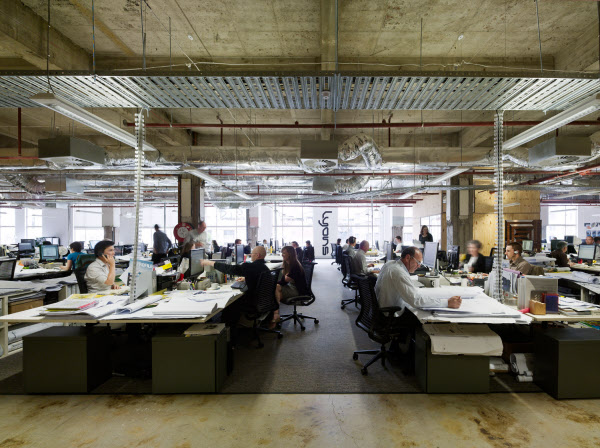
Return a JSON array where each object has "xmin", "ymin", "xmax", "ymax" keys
[
  {"xmin": 446, "ymin": 175, "xmax": 474, "ymax": 251},
  {"xmin": 178, "ymin": 174, "xmax": 205, "ymax": 226}
]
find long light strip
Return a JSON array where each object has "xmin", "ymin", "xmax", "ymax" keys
[
  {"xmin": 399, "ymin": 167, "xmax": 470, "ymax": 199},
  {"xmin": 503, "ymin": 93, "xmax": 600, "ymax": 151},
  {"xmin": 30, "ymin": 93, "xmax": 157, "ymax": 152},
  {"xmin": 182, "ymin": 166, "xmax": 251, "ymax": 200},
  {"xmin": 552, "ymin": 189, "xmax": 600, "ymax": 199}
]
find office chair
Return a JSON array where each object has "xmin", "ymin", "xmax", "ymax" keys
[
  {"xmin": 352, "ymin": 275, "xmax": 404, "ymax": 375},
  {"xmin": 246, "ymin": 269, "xmax": 283, "ymax": 348},
  {"xmin": 330, "ymin": 243, "xmax": 337, "ymax": 264},
  {"xmin": 0, "ymin": 258, "xmax": 17, "ymax": 280},
  {"xmin": 483, "ymin": 255, "xmax": 494, "ymax": 274},
  {"xmin": 335, "ymin": 245, "xmax": 343, "ymax": 271},
  {"xmin": 279, "ymin": 262, "xmax": 318, "ymax": 331},
  {"xmin": 74, "ymin": 254, "xmax": 96, "ymax": 270},
  {"xmin": 303, "ymin": 245, "xmax": 315, "ymax": 262},
  {"xmin": 341, "ymin": 253, "xmax": 359, "ymax": 309},
  {"xmin": 490, "ymin": 247, "xmax": 497, "ymax": 258},
  {"xmin": 73, "ymin": 255, "xmax": 97, "ymax": 294}
]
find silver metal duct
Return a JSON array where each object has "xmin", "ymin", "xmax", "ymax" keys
[
  {"xmin": 338, "ymin": 133, "xmax": 382, "ymax": 169},
  {"xmin": 334, "ymin": 176, "xmax": 369, "ymax": 194},
  {"xmin": 3, "ymin": 174, "xmax": 46, "ymax": 195}
]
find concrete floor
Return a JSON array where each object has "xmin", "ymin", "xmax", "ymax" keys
[{"xmin": 1, "ymin": 393, "xmax": 599, "ymax": 447}]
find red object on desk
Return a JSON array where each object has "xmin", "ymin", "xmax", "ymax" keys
[{"xmin": 519, "ymin": 307, "xmax": 530, "ymax": 314}]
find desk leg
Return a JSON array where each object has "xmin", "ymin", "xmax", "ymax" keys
[{"xmin": 581, "ymin": 288, "xmax": 590, "ymax": 303}]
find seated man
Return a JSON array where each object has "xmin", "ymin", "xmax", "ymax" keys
[
  {"xmin": 505, "ymin": 242, "xmax": 542, "ymax": 275},
  {"xmin": 549, "ymin": 241, "xmax": 573, "ymax": 268},
  {"xmin": 346, "ymin": 236, "xmax": 357, "ymax": 258},
  {"xmin": 303, "ymin": 240, "xmax": 315, "ymax": 262},
  {"xmin": 84, "ymin": 240, "xmax": 121, "ymax": 293},
  {"xmin": 585, "ymin": 236, "xmax": 594, "ymax": 245},
  {"xmin": 342, "ymin": 239, "xmax": 349, "ymax": 251},
  {"xmin": 352, "ymin": 240, "xmax": 375, "ymax": 275},
  {"xmin": 393, "ymin": 236, "xmax": 403, "ymax": 254},
  {"xmin": 201, "ymin": 245, "xmax": 270, "ymax": 325}
]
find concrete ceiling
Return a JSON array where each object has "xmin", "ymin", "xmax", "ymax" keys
[{"xmin": 0, "ymin": 0, "xmax": 599, "ymax": 206}]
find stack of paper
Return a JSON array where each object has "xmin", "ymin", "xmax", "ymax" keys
[
  {"xmin": 573, "ymin": 271, "xmax": 600, "ymax": 284},
  {"xmin": 559, "ymin": 297, "xmax": 600, "ymax": 316},
  {"xmin": 422, "ymin": 324, "xmax": 503, "ymax": 356},
  {"xmin": 422, "ymin": 296, "xmax": 523, "ymax": 319}
]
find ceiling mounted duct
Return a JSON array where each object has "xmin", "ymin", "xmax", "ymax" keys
[
  {"xmin": 300, "ymin": 140, "xmax": 338, "ymax": 173},
  {"xmin": 312, "ymin": 177, "xmax": 336, "ymax": 193},
  {"xmin": 528, "ymin": 137, "xmax": 592, "ymax": 167},
  {"xmin": 38, "ymin": 136, "xmax": 105, "ymax": 168},
  {"xmin": 338, "ymin": 133, "xmax": 382, "ymax": 170}
]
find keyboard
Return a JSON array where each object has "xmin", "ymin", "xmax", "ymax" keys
[{"xmin": 231, "ymin": 281, "xmax": 247, "ymax": 290}]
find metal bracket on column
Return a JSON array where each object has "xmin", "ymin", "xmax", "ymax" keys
[
  {"xmin": 493, "ymin": 111, "xmax": 504, "ymax": 302},
  {"xmin": 130, "ymin": 111, "xmax": 146, "ymax": 303}
]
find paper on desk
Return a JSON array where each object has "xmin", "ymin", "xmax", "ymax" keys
[
  {"xmin": 152, "ymin": 299, "xmax": 217, "ymax": 316},
  {"xmin": 100, "ymin": 308, "xmax": 205, "ymax": 320},
  {"xmin": 422, "ymin": 323, "xmax": 503, "ymax": 356},
  {"xmin": 115, "ymin": 295, "xmax": 162, "ymax": 314},
  {"xmin": 421, "ymin": 296, "xmax": 523, "ymax": 318},
  {"xmin": 419, "ymin": 286, "xmax": 482, "ymax": 301}
]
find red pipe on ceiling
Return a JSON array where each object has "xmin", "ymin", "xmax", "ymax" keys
[
  {"xmin": 521, "ymin": 163, "xmax": 600, "ymax": 185},
  {"xmin": 125, "ymin": 120, "xmax": 600, "ymax": 129}
]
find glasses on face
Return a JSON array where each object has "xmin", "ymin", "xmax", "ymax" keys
[{"xmin": 412, "ymin": 256, "xmax": 422, "ymax": 267}]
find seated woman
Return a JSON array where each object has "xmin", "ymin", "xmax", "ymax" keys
[
  {"xmin": 462, "ymin": 239, "xmax": 489, "ymax": 273},
  {"xmin": 84, "ymin": 240, "xmax": 121, "ymax": 293},
  {"xmin": 273, "ymin": 245, "xmax": 308, "ymax": 324},
  {"xmin": 60, "ymin": 241, "xmax": 86, "ymax": 271},
  {"xmin": 212, "ymin": 240, "xmax": 220, "ymax": 253}
]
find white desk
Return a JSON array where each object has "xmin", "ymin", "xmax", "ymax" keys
[
  {"xmin": 265, "ymin": 254, "xmax": 283, "ymax": 263},
  {"xmin": 571, "ymin": 264, "xmax": 600, "ymax": 274},
  {"xmin": 525, "ymin": 313, "xmax": 600, "ymax": 323}
]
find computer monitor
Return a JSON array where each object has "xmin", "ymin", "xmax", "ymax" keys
[
  {"xmin": 113, "ymin": 245, "xmax": 124, "ymax": 256},
  {"xmin": 375, "ymin": 241, "xmax": 379, "ymax": 250},
  {"xmin": 274, "ymin": 240, "xmax": 280, "ymax": 253},
  {"xmin": 50, "ymin": 237, "xmax": 60, "ymax": 245},
  {"xmin": 564, "ymin": 236, "xmax": 574, "ymax": 244},
  {"xmin": 20, "ymin": 239, "xmax": 35, "ymax": 247},
  {"xmin": 235, "ymin": 244, "xmax": 245, "ymax": 265},
  {"xmin": 0, "ymin": 258, "xmax": 17, "ymax": 280},
  {"xmin": 89, "ymin": 240, "xmax": 100, "ymax": 250},
  {"xmin": 39, "ymin": 244, "xmax": 60, "ymax": 262},
  {"xmin": 17, "ymin": 243, "xmax": 34, "ymax": 253},
  {"xmin": 578, "ymin": 244, "xmax": 596, "ymax": 262},
  {"xmin": 422, "ymin": 241, "xmax": 439, "ymax": 270},
  {"xmin": 521, "ymin": 240, "xmax": 533, "ymax": 252},
  {"xmin": 190, "ymin": 248, "xmax": 205, "ymax": 277},
  {"xmin": 550, "ymin": 239, "xmax": 560, "ymax": 252},
  {"xmin": 386, "ymin": 241, "xmax": 393, "ymax": 261}
]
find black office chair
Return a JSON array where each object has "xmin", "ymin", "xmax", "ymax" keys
[
  {"xmin": 74, "ymin": 256, "xmax": 96, "ymax": 293},
  {"xmin": 303, "ymin": 246, "xmax": 315, "ymax": 262},
  {"xmin": 341, "ymin": 253, "xmax": 359, "ymax": 309},
  {"xmin": 352, "ymin": 275, "xmax": 404, "ymax": 375},
  {"xmin": 483, "ymin": 255, "xmax": 494, "ymax": 274},
  {"xmin": 335, "ymin": 245, "xmax": 343, "ymax": 271},
  {"xmin": 279, "ymin": 262, "xmax": 318, "ymax": 331},
  {"xmin": 246, "ymin": 269, "xmax": 283, "ymax": 348},
  {"xmin": 330, "ymin": 243, "xmax": 337, "ymax": 264}
]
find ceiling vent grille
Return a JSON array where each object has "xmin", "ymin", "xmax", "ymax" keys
[
  {"xmin": 38, "ymin": 136, "xmax": 106, "ymax": 168},
  {"xmin": 528, "ymin": 136, "xmax": 591, "ymax": 167}
]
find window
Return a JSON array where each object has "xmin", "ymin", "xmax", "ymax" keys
[
  {"xmin": 204, "ymin": 207, "xmax": 247, "ymax": 246},
  {"xmin": 402, "ymin": 207, "xmax": 413, "ymax": 244},
  {"xmin": 0, "ymin": 208, "xmax": 16, "ymax": 244},
  {"xmin": 546, "ymin": 205, "xmax": 577, "ymax": 241},
  {"xmin": 73, "ymin": 208, "xmax": 104, "ymax": 245},
  {"xmin": 272, "ymin": 207, "xmax": 313, "ymax": 245},
  {"xmin": 338, "ymin": 207, "xmax": 381, "ymax": 246},
  {"xmin": 25, "ymin": 209, "xmax": 42, "ymax": 239},
  {"xmin": 419, "ymin": 215, "xmax": 442, "ymax": 242}
]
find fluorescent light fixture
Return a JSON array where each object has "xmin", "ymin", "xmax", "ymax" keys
[
  {"xmin": 181, "ymin": 166, "xmax": 225, "ymax": 186},
  {"xmin": 424, "ymin": 167, "xmax": 470, "ymax": 185},
  {"xmin": 552, "ymin": 189, "xmax": 600, "ymax": 199},
  {"xmin": 76, "ymin": 210, "xmax": 102, "ymax": 215},
  {"xmin": 233, "ymin": 191, "xmax": 252, "ymax": 200},
  {"xmin": 504, "ymin": 202, "xmax": 520, "ymax": 207},
  {"xmin": 503, "ymin": 93, "xmax": 600, "ymax": 151},
  {"xmin": 29, "ymin": 93, "xmax": 157, "ymax": 152},
  {"xmin": 399, "ymin": 191, "xmax": 418, "ymax": 199}
]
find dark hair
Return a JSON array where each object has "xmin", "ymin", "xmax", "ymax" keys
[
  {"xmin": 348, "ymin": 236, "xmax": 356, "ymax": 244},
  {"xmin": 395, "ymin": 236, "xmax": 402, "ymax": 241},
  {"xmin": 235, "ymin": 239, "xmax": 242, "ymax": 245},
  {"xmin": 507, "ymin": 242, "xmax": 522, "ymax": 254},
  {"xmin": 420, "ymin": 225, "xmax": 429, "ymax": 235},
  {"xmin": 42, "ymin": 241, "xmax": 52, "ymax": 245},
  {"xmin": 154, "ymin": 224, "xmax": 160, "ymax": 230},
  {"xmin": 94, "ymin": 240, "xmax": 114, "ymax": 258},
  {"xmin": 595, "ymin": 237, "xmax": 600, "ymax": 243},
  {"xmin": 400, "ymin": 246, "xmax": 419, "ymax": 260},
  {"xmin": 305, "ymin": 240, "xmax": 312, "ymax": 246},
  {"xmin": 337, "ymin": 238, "xmax": 341, "ymax": 244},
  {"xmin": 345, "ymin": 239, "xmax": 349, "ymax": 243},
  {"xmin": 282, "ymin": 245, "xmax": 303, "ymax": 276},
  {"xmin": 70, "ymin": 241, "xmax": 83, "ymax": 252}
]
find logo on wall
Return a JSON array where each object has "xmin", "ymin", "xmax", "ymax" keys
[{"xmin": 318, "ymin": 211, "xmax": 332, "ymax": 256}]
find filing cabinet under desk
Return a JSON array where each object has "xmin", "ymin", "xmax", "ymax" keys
[
  {"xmin": 23, "ymin": 326, "xmax": 112, "ymax": 393},
  {"xmin": 534, "ymin": 327, "xmax": 600, "ymax": 399},
  {"xmin": 415, "ymin": 328, "xmax": 489, "ymax": 393},
  {"xmin": 152, "ymin": 325, "xmax": 228, "ymax": 393}
]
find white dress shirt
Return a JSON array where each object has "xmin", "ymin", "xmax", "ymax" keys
[
  {"xmin": 342, "ymin": 244, "xmax": 349, "ymax": 251},
  {"xmin": 184, "ymin": 229, "xmax": 208, "ymax": 247},
  {"xmin": 352, "ymin": 249, "xmax": 369, "ymax": 275},
  {"xmin": 84, "ymin": 258, "xmax": 112, "ymax": 293},
  {"xmin": 346, "ymin": 245, "xmax": 357, "ymax": 258},
  {"xmin": 375, "ymin": 260, "xmax": 449, "ymax": 314}
]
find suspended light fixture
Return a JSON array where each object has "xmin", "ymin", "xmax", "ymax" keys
[{"xmin": 399, "ymin": 167, "xmax": 470, "ymax": 199}]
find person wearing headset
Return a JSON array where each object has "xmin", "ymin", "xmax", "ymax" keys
[{"xmin": 505, "ymin": 242, "xmax": 538, "ymax": 275}]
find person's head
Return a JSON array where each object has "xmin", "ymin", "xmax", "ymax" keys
[
  {"xmin": 281, "ymin": 245, "xmax": 300, "ymax": 269},
  {"xmin": 467, "ymin": 240, "xmax": 482, "ymax": 257},
  {"xmin": 69, "ymin": 241, "xmax": 83, "ymax": 253},
  {"xmin": 234, "ymin": 239, "xmax": 241, "ymax": 245},
  {"xmin": 395, "ymin": 236, "xmax": 402, "ymax": 244},
  {"xmin": 291, "ymin": 241, "xmax": 299, "ymax": 248},
  {"xmin": 345, "ymin": 239, "xmax": 349, "ymax": 244},
  {"xmin": 586, "ymin": 236, "xmax": 594, "ymax": 245},
  {"xmin": 182, "ymin": 241, "xmax": 194, "ymax": 254},
  {"xmin": 154, "ymin": 224, "xmax": 160, "ymax": 231},
  {"xmin": 263, "ymin": 239, "xmax": 268, "ymax": 244},
  {"xmin": 197, "ymin": 220, "xmax": 206, "ymax": 233},
  {"xmin": 337, "ymin": 238, "xmax": 341, "ymax": 245},
  {"xmin": 400, "ymin": 247, "xmax": 423, "ymax": 273},
  {"xmin": 305, "ymin": 240, "xmax": 312, "ymax": 247},
  {"xmin": 42, "ymin": 241, "xmax": 52, "ymax": 245},
  {"xmin": 251, "ymin": 245, "xmax": 267, "ymax": 262},
  {"xmin": 421, "ymin": 225, "xmax": 429, "ymax": 236},
  {"xmin": 359, "ymin": 240, "xmax": 370, "ymax": 252},
  {"xmin": 595, "ymin": 237, "xmax": 600, "ymax": 245},
  {"xmin": 348, "ymin": 236, "xmax": 356, "ymax": 245},
  {"xmin": 556, "ymin": 241, "xmax": 568, "ymax": 253},
  {"xmin": 505, "ymin": 243, "xmax": 522, "ymax": 262},
  {"xmin": 94, "ymin": 240, "xmax": 115, "ymax": 258}
]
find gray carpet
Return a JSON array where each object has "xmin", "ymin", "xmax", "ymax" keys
[{"xmin": 0, "ymin": 263, "xmax": 542, "ymax": 394}]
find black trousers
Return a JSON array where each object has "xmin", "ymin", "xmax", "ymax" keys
[{"xmin": 151, "ymin": 253, "xmax": 167, "ymax": 264}]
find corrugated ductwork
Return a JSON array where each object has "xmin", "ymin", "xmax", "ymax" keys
[
  {"xmin": 338, "ymin": 133, "xmax": 382, "ymax": 169},
  {"xmin": 3, "ymin": 174, "xmax": 45, "ymax": 195},
  {"xmin": 334, "ymin": 176, "xmax": 370, "ymax": 194}
]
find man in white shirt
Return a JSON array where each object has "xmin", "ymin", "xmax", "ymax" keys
[
  {"xmin": 375, "ymin": 246, "xmax": 462, "ymax": 316},
  {"xmin": 184, "ymin": 220, "xmax": 208, "ymax": 248},
  {"xmin": 352, "ymin": 240, "xmax": 375, "ymax": 275},
  {"xmin": 394, "ymin": 236, "xmax": 403, "ymax": 254},
  {"xmin": 346, "ymin": 236, "xmax": 357, "ymax": 258},
  {"xmin": 84, "ymin": 240, "xmax": 121, "ymax": 293}
]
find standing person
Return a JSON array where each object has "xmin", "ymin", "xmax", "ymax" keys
[
  {"xmin": 419, "ymin": 226, "xmax": 433, "ymax": 244},
  {"xmin": 274, "ymin": 245, "xmax": 309, "ymax": 324},
  {"xmin": 291, "ymin": 241, "xmax": 303, "ymax": 261},
  {"xmin": 393, "ymin": 236, "xmax": 403, "ymax": 254},
  {"xmin": 84, "ymin": 240, "xmax": 121, "ymax": 293},
  {"xmin": 303, "ymin": 240, "xmax": 315, "ymax": 262},
  {"xmin": 184, "ymin": 220, "xmax": 208, "ymax": 248},
  {"xmin": 60, "ymin": 241, "xmax": 86, "ymax": 271},
  {"xmin": 152, "ymin": 224, "xmax": 172, "ymax": 264}
]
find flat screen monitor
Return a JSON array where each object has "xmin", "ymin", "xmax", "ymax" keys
[
  {"xmin": 49, "ymin": 237, "xmax": 59, "ymax": 245},
  {"xmin": 39, "ymin": 244, "xmax": 59, "ymax": 261},
  {"xmin": 235, "ymin": 244, "xmax": 245, "ymax": 265},
  {"xmin": 89, "ymin": 240, "xmax": 100, "ymax": 250},
  {"xmin": 521, "ymin": 240, "xmax": 533, "ymax": 252},
  {"xmin": 565, "ymin": 235, "xmax": 574, "ymax": 244},
  {"xmin": 422, "ymin": 241, "xmax": 439, "ymax": 270},
  {"xmin": 274, "ymin": 240, "xmax": 280, "ymax": 253},
  {"xmin": 17, "ymin": 243, "xmax": 33, "ymax": 252},
  {"xmin": 0, "ymin": 258, "xmax": 16, "ymax": 280},
  {"xmin": 113, "ymin": 245, "xmax": 124, "ymax": 256},
  {"xmin": 578, "ymin": 244, "xmax": 596, "ymax": 261},
  {"xmin": 20, "ymin": 239, "xmax": 35, "ymax": 247},
  {"xmin": 386, "ymin": 242, "xmax": 393, "ymax": 261},
  {"xmin": 375, "ymin": 241, "xmax": 379, "ymax": 250},
  {"xmin": 190, "ymin": 248, "xmax": 204, "ymax": 277},
  {"xmin": 550, "ymin": 239, "xmax": 560, "ymax": 252}
]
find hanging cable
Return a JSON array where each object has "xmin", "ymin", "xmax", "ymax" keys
[
  {"xmin": 92, "ymin": 0, "xmax": 96, "ymax": 79},
  {"xmin": 535, "ymin": 0, "xmax": 543, "ymax": 72},
  {"xmin": 46, "ymin": 0, "xmax": 54, "ymax": 93}
]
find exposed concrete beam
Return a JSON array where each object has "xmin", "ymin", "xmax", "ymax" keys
[
  {"xmin": 320, "ymin": 0, "xmax": 336, "ymax": 141},
  {"xmin": 555, "ymin": 22, "xmax": 599, "ymax": 72},
  {"xmin": 0, "ymin": 1, "xmax": 90, "ymax": 70}
]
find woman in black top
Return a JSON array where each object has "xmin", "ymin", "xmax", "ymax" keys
[
  {"xmin": 463, "ymin": 240, "xmax": 489, "ymax": 273},
  {"xmin": 419, "ymin": 225, "xmax": 433, "ymax": 243},
  {"xmin": 273, "ymin": 245, "xmax": 308, "ymax": 323},
  {"xmin": 211, "ymin": 240, "xmax": 220, "ymax": 253}
]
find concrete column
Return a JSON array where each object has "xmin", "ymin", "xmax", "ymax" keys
[
  {"xmin": 178, "ymin": 174, "xmax": 205, "ymax": 226},
  {"xmin": 247, "ymin": 206, "xmax": 259, "ymax": 246},
  {"xmin": 447, "ymin": 175, "xmax": 474, "ymax": 251},
  {"xmin": 102, "ymin": 207, "xmax": 120, "ymax": 242}
]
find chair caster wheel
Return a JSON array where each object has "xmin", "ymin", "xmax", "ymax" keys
[
  {"xmin": 353, "ymin": 353, "xmax": 358, "ymax": 360},
  {"xmin": 277, "ymin": 333, "xmax": 283, "ymax": 339},
  {"xmin": 314, "ymin": 320, "xmax": 319, "ymax": 324},
  {"xmin": 361, "ymin": 368, "xmax": 368, "ymax": 375},
  {"xmin": 301, "ymin": 326, "xmax": 306, "ymax": 331}
]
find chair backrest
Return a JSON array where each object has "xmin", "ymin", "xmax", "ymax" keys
[
  {"xmin": 254, "ymin": 269, "xmax": 279, "ymax": 314},
  {"xmin": 330, "ymin": 243, "xmax": 337, "ymax": 258},
  {"xmin": 301, "ymin": 261, "xmax": 316, "ymax": 298},
  {"xmin": 74, "ymin": 254, "xmax": 96, "ymax": 270},
  {"xmin": 335, "ymin": 245, "xmax": 343, "ymax": 264},
  {"xmin": 74, "ymin": 265, "xmax": 89, "ymax": 294},
  {"xmin": 483, "ymin": 255, "xmax": 494, "ymax": 273},
  {"xmin": 303, "ymin": 246, "xmax": 315, "ymax": 261},
  {"xmin": 355, "ymin": 275, "xmax": 380, "ymax": 334},
  {"xmin": 0, "ymin": 258, "xmax": 17, "ymax": 280}
]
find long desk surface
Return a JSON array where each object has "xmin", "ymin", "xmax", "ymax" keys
[{"xmin": 570, "ymin": 264, "xmax": 600, "ymax": 274}]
